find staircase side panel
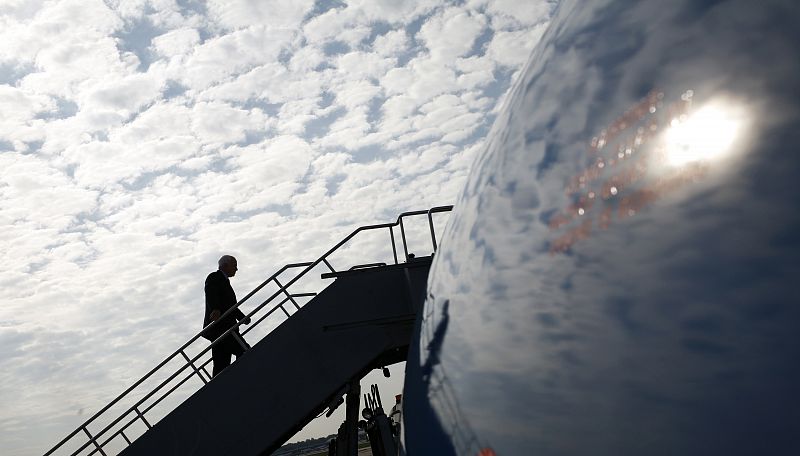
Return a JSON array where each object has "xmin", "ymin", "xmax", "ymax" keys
[{"xmin": 120, "ymin": 263, "xmax": 429, "ymax": 456}]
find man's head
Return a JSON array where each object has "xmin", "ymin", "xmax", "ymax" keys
[{"xmin": 218, "ymin": 255, "xmax": 238, "ymax": 278}]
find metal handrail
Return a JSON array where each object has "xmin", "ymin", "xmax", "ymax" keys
[
  {"xmin": 43, "ymin": 262, "xmax": 311, "ymax": 456},
  {"xmin": 45, "ymin": 205, "xmax": 452, "ymax": 456},
  {"xmin": 349, "ymin": 262, "xmax": 387, "ymax": 271}
]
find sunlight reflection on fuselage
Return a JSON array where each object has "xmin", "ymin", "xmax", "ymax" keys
[{"xmin": 662, "ymin": 99, "xmax": 749, "ymax": 167}]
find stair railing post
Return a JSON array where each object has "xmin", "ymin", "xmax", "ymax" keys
[
  {"xmin": 82, "ymin": 426, "xmax": 108, "ymax": 456},
  {"xmin": 274, "ymin": 277, "xmax": 300, "ymax": 311},
  {"xmin": 322, "ymin": 258, "xmax": 336, "ymax": 273},
  {"xmin": 427, "ymin": 210, "xmax": 438, "ymax": 252},
  {"xmin": 232, "ymin": 332, "xmax": 249, "ymax": 351},
  {"xmin": 389, "ymin": 226, "xmax": 399, "ymax": 264},
  {"xmin": 399, "ymin": 217, "xmax": 410, "ymax": 261},
  {"xmin": 179, "ymin": 350, "xmax": 208, "ymax": 384},
  {"xmin": 134, "ymin": 406, "xmax": 151, "ymax": 429},
  {"xmin": 242, "ymin": 296, "xmax": 290, "ymax": 336}
]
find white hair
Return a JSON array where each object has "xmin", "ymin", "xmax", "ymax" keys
[{"xmin": 218, "ymin": 255, "xmax": 236, "ymax": 268}]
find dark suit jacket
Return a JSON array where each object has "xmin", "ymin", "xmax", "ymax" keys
[{"xmin": 202, "ymin": 270, "xmax": 246, "ymax": 341}]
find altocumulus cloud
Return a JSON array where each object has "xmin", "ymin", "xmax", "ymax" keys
[{"xmin": 0, "ymin": 0, "xmax": 556, "ymax": 454}]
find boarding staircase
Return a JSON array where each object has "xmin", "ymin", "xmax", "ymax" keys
[{"xmin": 44, "ymin": 206, "xmax": 452, "ymax": 456}]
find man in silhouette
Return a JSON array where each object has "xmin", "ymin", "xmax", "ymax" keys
[{"xmin": 203, "ymin": 255, "xmax": 251, "ymax": 377}]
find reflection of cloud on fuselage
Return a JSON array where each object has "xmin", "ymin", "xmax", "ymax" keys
[
  {"xmin": 418, "ymin": 298, "xmax": 489, "ymax": 455},
  {"xmin": 418, "ymin": 0, "xmax": 800, "ymax": 454}
]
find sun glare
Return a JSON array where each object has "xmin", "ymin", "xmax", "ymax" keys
[{"xmin": 663, "ymin": 101, "xmax": 748, "ymax": 167}]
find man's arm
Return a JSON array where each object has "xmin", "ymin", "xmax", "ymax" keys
[
  {"xmin": 205, "ymin": 273, "xmax": 225, "ymax": 322},
  {"xmin": 207, "ymin": 272, "xmax": 249, "ymax": 324}
]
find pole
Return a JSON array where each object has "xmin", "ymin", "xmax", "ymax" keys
[{"xmin": 346, "ymin": 379, "xmax": 361, "ymax": 456}]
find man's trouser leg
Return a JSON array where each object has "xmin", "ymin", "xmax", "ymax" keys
[
  {"xmin": 231, "ymin": 331, "xmax": 250, "ymax": 359},
  {"xmin": 211, "ymin": 336, "xmax": 233, "ymax": 377}
]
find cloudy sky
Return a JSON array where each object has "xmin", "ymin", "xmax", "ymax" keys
[{"xmin": 0, "ymin": 0, "xmax": 553, "ymax": 454}]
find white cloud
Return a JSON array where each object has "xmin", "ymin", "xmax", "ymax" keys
[
  {"xmin": 151, "ymin": 27, "xmax": 201, "ymax": 58},
  {"xmin": 486, "ymin": 25, "xmax": 548, "ymax": 67},
  {"xmin": 111, "ymin": 101, "xmax": 195, "ymax": 143},
  {"xmin": 381, "ymin": 66, "xmax": 415, "ymax": 96},
  {"xmin": 180, "ymin": 26, "xmax": 296, "ymax": 90},
  {"xmin": 332, "ymin": 79, "xmax": 382, "ymax": 109},
  {"xmin": 411, "ymin": 94, "xmax": 484, "ymax": 144},
  {"xmin": 336, "ymin": 51, "xmax": 397, "ymax": 80},
  {"xmin": 0, "ymin": 0, "xmax": 46, "ymax": 19},
  {"xmin": 227, "ymin": 137, "xmax": 314, "ymax": 211},
  {"xmin": 417, "ymin": 7, "xmax": 487, "ymax": 62},
  {"xmin": 460, "ymin": 90, "xmax": 494, "ymax": 110},
  {"xmin": 455, "ymin": 55, "xmax": 495, "ymax": 73},
  {"xmin": 382, "ymin": 94, "xmax": 417, "ymax": 119},
  {"xmin": 319, "ymin": 107, "xmax": 372, "ymax": 150},
  {"xmin": 456, "ymin": 69, "xmax": 495, "ymax": 90},
  {"xmin": 190, "ymin": 101, "xmax": 267, "ymax": 144},
  {"xmin": 82, "ymin": 72, "xmax": 164, "ymax": 114},
  {"xmin": 419, "ymin": 93, "xmax": 465, "ymax": 119},
  {"xmin": 196, "ymin": 62, "xmax": 289, "ymax": 104},
  {"xmin": 475, "ymin": 0, "xmax": 554, "ymax": 29},
  {"xmin": 63, "ymin": 141, "xmax": 142, "ymax": 188},
  {"xmin": 303, "ymin": 7, "xmax": 351, "ymax": 44},
  {"xmin": 406, "ymin": 57, "xmax": 458, "ymax": 101},
  {"xmin": 233, "ymin": 135, "xmax": 314, "ymax": 185},
  {"xmin": 275, "ymin": 98, "xmax": 317, "ymax": 135},
  {"xmin": 36, "ymin": 0, "xmax": 122, "ymax": 36},
  {"xmin": 0, "ymin": 22, "xmax": 32, "ymax": 65},
  {"xmin": 207, "ymin": 0, "xmax": 315, "ymax": 30},
  {"xmin": 0, "ymin": 86, "xmax": 52, "ymax": 147},
  {"xmin": 0, "ymin": 0, "xmax": 120, "ymax": 81},
  {"xmin": 345, "ymin": 0, "xmax": 438, "ymax": 23},
  {"xmin": 74, "ymin": 108, "xmax": 129, "ymax": 133},
  {"xmin": 268, "ymin": 70, "xmax": 328, "ymax": 104},
  {"xmin": 3, "ymin": 0, "xmax": 126, "ymax": 89},
  {"xmin": 454, "ymin": 55, "xmax": 496, "ymax": 90},
  {"xmin": 0, "ymin": 154, "xmax": 97, "ymax": 232},
  {"xmin": 289, "ymin": 45, "xmax": 326, "ymax": 73},
  {"xmin": 372, "ymin": 29, "xmax": 409, "ymax": 56}
]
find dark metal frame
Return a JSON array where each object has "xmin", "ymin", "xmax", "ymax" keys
[{"xmin": 44, "ymin": 206, "xmax": 452, "ymax": 456}]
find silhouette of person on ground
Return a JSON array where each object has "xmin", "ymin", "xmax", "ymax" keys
[{"xmin": 203, "ymin": 255, "xmax": 251, "ymax": 377}]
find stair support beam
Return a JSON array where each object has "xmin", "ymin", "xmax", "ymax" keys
[{"xmin": 346, "ymin": 380, "xmax": 361, "ymax": 456}]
